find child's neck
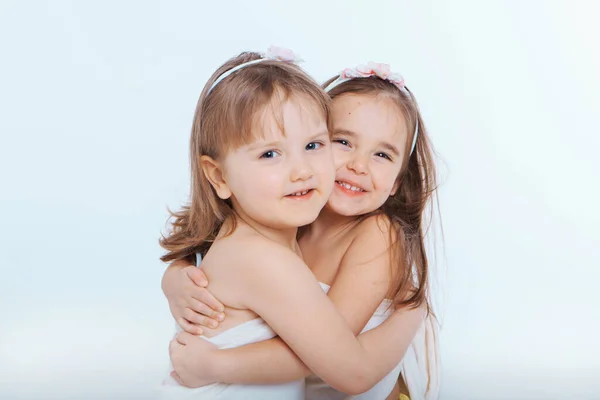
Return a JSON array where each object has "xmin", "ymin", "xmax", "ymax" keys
[
  {"xmin": 308, "ymin": 205, "xmax": 358, "ymax": 239},
  {"xmin": 232, "ymin": 211, "xmax": 300, "ymax": 252}
]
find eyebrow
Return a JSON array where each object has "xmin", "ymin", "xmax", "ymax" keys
[
  {"xmin": 334, "ymin": 129, "xmax": 358, "ymax": 138},
  {"xmin": 380, "ymin": 141, "xmax": 400, "ymax": 157},
  {"xmin": 334, "ymin": 129, "xmax": 401, "ymax": 157},
  {"xmin": 245, "ymin": 130, "xmax": 330, "ymax": 152},
  {"xmin": 245, "ymin": 140, "xmax": 281, "ymax": 153},
  {"xmin": 309, "ymin": 130, "xmax": 330, "ymax": 141}
]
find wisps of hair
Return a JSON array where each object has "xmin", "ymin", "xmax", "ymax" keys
[
  {"xmin": 323, "ymin": 75, "xmax": 441, "ymax": 316},
  {"xmin": 160, "ymin": 52, "xmax": 331, "ymax": 263}
]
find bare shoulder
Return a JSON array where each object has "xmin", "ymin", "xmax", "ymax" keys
[
  {"xmin": 210, "ymin": 229, "xmax": 304, "ymax": 275},
  {"xmin": 351, "ymin": 214, "xmax": 402, "ymax": 250},
  {"xmin": 214, "ymin": 231, "xmax": 317, "ymax": 310},
  {"xmin": 200, "ymin": 228, "xmax": 313, "ymax": 310},
  {"xmin": 337, "ymin": 214, "xmax": 404, "ymax": 278}
]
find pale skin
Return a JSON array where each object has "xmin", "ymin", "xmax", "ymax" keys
[
  {"xmin": 165, "ymin": 93, "xmax": 424, "ymax": 397},
  {"xmin": 168, "ymin": 93, "xmax": 425, "ymax": 396}
]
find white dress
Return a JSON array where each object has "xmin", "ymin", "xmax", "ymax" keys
[
  {"xmin": 305, "ymin": 282, "xmax": 403, "ymax": 400},
  {"xmin": 158, "ymin": 254, "xmax": 304, "ymax": 400}
]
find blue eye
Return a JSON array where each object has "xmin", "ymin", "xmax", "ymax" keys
[
  {"xmin": 260, "ymin": 150, "xmax": 279, "ymax": 159},
  {"xmin": 306, "ymin": 141, "xmax": 323, "ymax": 151},
  {"xmin": 375, "ymin": 152, "xmax": 392, "ymax": 160}
]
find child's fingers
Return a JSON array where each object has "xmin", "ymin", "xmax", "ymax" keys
[
  {"xmin": 170, "ymin": 371, "xmax": 184, "ymax": 385},
  {"xmin": 192, "ymin": 288, "xmax": 225, "ymax": 314},
  {"xmin": 169, "ymin": 337, "xmax": 183, "ymax": 359},
  {"xmin": 186, "ymin": 266, "xmax": 208, "ymax": 287},
  {"xmin": 184, "ymin": 308, "xmax": 219, "ymax": 329},
  {"xmin": 189, "ymin": 297, "xmax": 225, "ymax": 321},
  {"xmin": 176, "ymin": 331, "xmax": 194, "ymax": 345},
  {"xmin": 177, "ymin": 317, "xmax": 204, "ymax": 336}
]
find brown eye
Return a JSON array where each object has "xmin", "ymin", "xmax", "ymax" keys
[
  {"xmin": 333, "ymin": 139, "xmax": 350, "ymax": 147},
  {"xmin": 375, "ymin": 152, "xmax": 392, "ymax": 160}
]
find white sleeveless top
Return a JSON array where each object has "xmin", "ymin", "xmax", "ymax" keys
[
  {"xmin": 158, "ymin": 254, "xmax": 304, "ymax": 400},
  {"xmin": 304, "ymin": 282, "xmax": 403, "ymax": 400}
]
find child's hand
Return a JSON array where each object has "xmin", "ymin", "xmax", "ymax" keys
[
  {"xmin": 163, "ymin": 264, "xmax": 225, "ymax": 335},
  {"xmin": 169, "ymin": 331, "xmax": 219, "ymax": 388}
]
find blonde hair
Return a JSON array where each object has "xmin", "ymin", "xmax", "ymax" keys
[{"xmin": 160, "ymin": 52, "xmax": 331, "ymax": 263}]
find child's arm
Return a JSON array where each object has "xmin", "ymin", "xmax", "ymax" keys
[
  {"xmin": 174, "ymin": 308, "xmax": 422, "ymax": 388},
  {"xmin": 323, "ymin": 215, "xmax": 402, "ymax": 335},
  {"xmin": 242, "ymin": 257, "xmax": 411, "ymax": 396},
  {"xmin": 162, "ymin": 260, "xmax": 225, "ymax": 335},
  {"xmin": 172, "ymin": 217, "xmax": 423, "ymax": 394}
]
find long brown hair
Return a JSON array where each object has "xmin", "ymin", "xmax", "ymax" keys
[
  {"xmin": 160, "ymin": 52, "xmax": 331, "ymax": 263},
  {"xmin": 323, "ymin": 75, "xmax": 439, "ymax": 314}
]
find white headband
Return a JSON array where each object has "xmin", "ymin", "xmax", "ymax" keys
[
  {"xmin": 325, "ymin": 62, "xmax": 419, "ymax": 155},
  {"xmin": 207, "ymin": 46, "xmax": 303, "ymax": 95}
]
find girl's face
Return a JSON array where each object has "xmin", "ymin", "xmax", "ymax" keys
[
  {"xmin": 208, "ymin": 95, "xmax": 335, "ymax": 230},
  {"xmin": 327, "ymin": 93, "xmax": 409, "ymax": 217}
]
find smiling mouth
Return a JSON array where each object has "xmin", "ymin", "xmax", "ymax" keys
[
  {"xmin": 336, "ymin": 181, "xmax": 366, "ymax": 192},
  {"xmin": 285, "ymin": 189, "xmax": 315, "ymax": 198}
]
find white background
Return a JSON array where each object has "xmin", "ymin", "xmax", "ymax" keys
[{"xmin": 1, "ymin": 1, "xmax": 598, "ymax": 399}]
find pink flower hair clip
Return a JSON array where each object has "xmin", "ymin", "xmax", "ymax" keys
[
  {"xmin": 208, "ymin": 45, "xmax": 302, "ymax": 94},
  {"xmin": 324, "ymin": 62, "xmax": 419, "ymax": 155},
  {"xmin": 263, "ymin": 45, "xmax": 303, "ymax": 63},
  {"xmin": 324, "ymin": 62, "xmax": 407, "ymax": 93}
]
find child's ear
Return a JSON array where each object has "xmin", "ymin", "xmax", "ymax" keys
[
  {"xmin": 200, "ymin": 156, "xmax": 232, "ymax": 200},
  {"xmin": 391, "ymin": 179, "xmax": 399, "ymax": 196}
]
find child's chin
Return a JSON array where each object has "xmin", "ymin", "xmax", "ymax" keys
[
  {"xmin": 294, "ymin": 214, "xmax": 320, "ymax": 227},
  {"xmin": 268, "ymin": 212, "xmax": 319, "ymax": 230},
  {"xmin": 292, "ymin": 209, "xmax": 322, "ymax": 227},
  {"xmin": 326, "ymin": 202, "xmax": 360, "ymax": 217}
]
